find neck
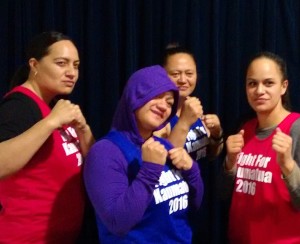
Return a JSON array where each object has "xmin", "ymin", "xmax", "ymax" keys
[
  {"xmin": 22, "ymin": 81, "xmax": 52, "ymax": 104},
  {"xmin": 139, "ymin": 131, "xmax": 152, "ymax": 140},
  {"xmin": 256, "ymin": 106, "xmax": 290, "ymax": 129},
  {"xmin": 176, "ymin": 96, "xmax": 186, "ymax": 116}
]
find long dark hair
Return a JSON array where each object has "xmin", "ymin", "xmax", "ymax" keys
[
  {"xmin": 10, "ymin": 31, "xmax": 73, "ymax": 89},
  {"xmin": 246, "ymin": 51, "xmax": 291, "ymax": 110}
]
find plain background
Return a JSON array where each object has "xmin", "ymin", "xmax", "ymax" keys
[{"xmin": 1, "ymin": 1, "xmax": 300, "ymax": 243}]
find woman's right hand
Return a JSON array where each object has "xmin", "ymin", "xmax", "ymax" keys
[
  {"xmin": 225, "ymin": 130, "xmax": 244, "ymax": 170},
  {"xmin": 142, "ymin": 137, "xmax": 168, "ymax": 165},
  {"xmin": 179, "ymin": 96, "xmax": 203, "ymax": 127},
  {"xmin": 46, "ymin": 99, "xmax": 81, "ymax": 129}
]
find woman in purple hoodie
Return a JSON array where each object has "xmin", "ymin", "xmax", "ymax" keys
[{"xmin": 84, "ymin": 65, "xmax": 204, "ymax": 243}]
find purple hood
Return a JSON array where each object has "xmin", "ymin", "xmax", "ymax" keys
[{"xmin": 111, "ymin": 65, "xmax": 179, "ymax": 145}]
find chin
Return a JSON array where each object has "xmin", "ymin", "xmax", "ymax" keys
[
  {"xmin": 253, "ymin": 107, "xmax": 271, "ymax": 114},
  {"xmin": 150, "ymin": 120, "xmax": 165, "ymax": 130},
  {"xmin": 180, "ymin": 92, "xmax": 190, "ymax": 98},
  {"xmin": 60, "ymin": 88, "xmax": 74, "ymax": 95}
]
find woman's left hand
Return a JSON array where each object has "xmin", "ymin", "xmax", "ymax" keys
[
  {"xmin": 272, "ymin": 127, "xmax": 295, "ymax": 175},
  {"xmin": 202, "ymin": 114, "xmax": 222, "ymax": 138},
  {"xmin": 71, "ymin": 105, "xmax": 88, "ymax": 132},
  {"xmin": 169, "ymin": 147, "xmax": 193, "ymax": 171}
]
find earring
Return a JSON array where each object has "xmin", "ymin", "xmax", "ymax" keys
[{"xmin": 33, "ymin": 71, "xmax": 38, "ymax": 79}]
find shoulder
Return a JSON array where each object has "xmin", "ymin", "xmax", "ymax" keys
[
  {"xmin": 290, "ymin": 118, "xmax": 300, "ymax": 137},
  {"xmin": 84, "ymin": 138, "xmax": 130, "ymax": 179},
  {"xmin": 0, "ymin": 92, "xmax": 41, "ymax": 119},
  {"xmin": 88, "ymin": 138, "xmax": 123, "ymax": 157},
  {"xmin": 0, "ymin": 92, "xmax": 42, "ymax": 141},
  {"xmin": 86, "ymin": 138, "xmax": 127, "ymax": 166}
]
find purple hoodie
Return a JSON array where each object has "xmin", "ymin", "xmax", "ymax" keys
[
  {"xmin": 111, "ymin": 65, "xmax": 179, "ymax": 145},
  {"xmin": 84, "ymin": 65, "xmax": 203, "ymax": 243}
]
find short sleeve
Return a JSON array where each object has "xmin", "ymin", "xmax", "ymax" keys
[{"xmin": 0, "ymin": 92, "xmax": 42, "ymax": 142}]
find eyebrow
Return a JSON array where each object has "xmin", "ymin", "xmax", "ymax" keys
[
  {"xmin": 54, "ymin": 57, "xmax": 80, "ymax": 63},
  {"xmin": 166, "ymin": 96, "xmax": 174, "ymax": 100}
]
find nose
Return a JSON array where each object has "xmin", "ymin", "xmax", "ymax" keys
[
  {"xmin": 255, "ymin": 83, "xmax": 265, "ymax": 94},
  {"xmin": 157, "ymin": 100, "xmax": 168, "ymax": 111},
  {"xmin": 65, "ymin": 66, "xmax": 76, "ymax": 78},
  {"xmin": 178, "ymin": 73, "xmax": 187, "ymax": 83}
]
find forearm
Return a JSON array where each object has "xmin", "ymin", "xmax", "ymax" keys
[
  {"xmin": 181, "ymin": 161, "xmax": 204, "ymax": 210},
  {"xmin": 207, "ymin": 137, "xmax": 224, "ymax": 160},
  {"xmin": 168, "ymin": 119, "xmax": 190, "ymax": 148},
  {"xmin": 218, "ymin": 159, "xmax": 237, "ymax": 200},
  {"xmin": 281, "ymin": 122, "xmax": 300, "ymax": 210},
  {"xmin": 0, "ymin": 117, "xmax": 56, "ymax": 179},
  {"xmin": 104, "ymin": 163, "xmax": 163, "ymax": 235},
  {"xmin": 283, "ymin": 163, "xmax": 300, "ymax": 210},
  {"xmin": 76, "ymin": 124, "xmax": 95, "ymax": 157},
  {"xmin": 84, "ymin": 143, "xmax": 164, "ymax": 236}
]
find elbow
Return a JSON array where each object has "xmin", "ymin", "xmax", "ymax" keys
[
  {"xmin": 109, "ymin": 226, "xmax": 131, "ymax": 237},
  {"xmin": 189, "ymin": 182, "xmax": 204, "ymax": 210},
  {"xmin": 0, "ymin": 167, "xmax": 17, "ymax": 180},
  {"xmin": 196, "ymin": 187, "xmax": 204, "ymax": 210},
  {"xmin": 100, "ymin": 214, "xmax": 135, "ymax": 236},
  {"xmin": 196, "ymin": 179, "xmax": 205, "ymax": 209}
]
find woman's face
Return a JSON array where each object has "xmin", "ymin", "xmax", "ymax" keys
[
  {"xmin": 246, "ymin": 57, "xmax": 287, "ymax": 114},
  {"xmin": 164, "ymin": 53, "xmax": 197, "ymax": 98},
  {"xmin": 31, "ymin": 40, "xmax": 80, "ymax": 101},
  {"xmin": 135, "ymin": 91, "xmax": 175, "ymax": 138}
]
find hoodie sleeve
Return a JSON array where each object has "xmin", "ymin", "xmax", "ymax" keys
[
  {"xmin": 83, "ymin": 139, "xmax": 164, "ymax": 236},
  {"xmin": 181, "ymin": 161, "xmax": 204, "ymax": 210}
]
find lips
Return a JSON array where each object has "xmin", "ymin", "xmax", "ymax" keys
[
  {"xmin": 252, "ymin": 98, "xmax": 268, "ymax": 105},
  {"xmin": 151, "ymin": 110, "xmax": 164, "ymax": 119},
  {"xmin": 178, "ymin": 86, "xmax": 189, "ymax": 91},
  {"xmin": 63, "ymin": 80, "xmax": 75, "ymax": 87}
]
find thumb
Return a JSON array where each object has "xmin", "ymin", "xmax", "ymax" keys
[
  {"xmin": 239, "ymin": 129, "xmax": 245, "ymax": 136},
  {"xmin": 276, "ymin": 127, "xmax": 282, "ymax": 133},
  {"xmin": 143, "ymin": 137, "xmax": 155, "ymax": 146}
]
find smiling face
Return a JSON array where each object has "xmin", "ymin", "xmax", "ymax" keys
[
  {"xmin": 135, "ymin": 91, "xmax": 175, "ymax": 139},
  {"xmin": 246, "ymin": 57, "xmax": 288, "ymax": 114},
  {"xmin": 164, "ymin": 53, "xmax": 197, "ymax": 99},
  {"xmin": 29, "ymin": 40, "xmax": 80, "ymax": 102}
]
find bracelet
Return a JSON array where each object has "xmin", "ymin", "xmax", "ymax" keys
[
  {"xmin": 210, "ymin": 133, "xmax": 224, "ymax": 144},
  {"xmin": 210, "ymin": 131, "xmax": 223, "ymax": 141}
]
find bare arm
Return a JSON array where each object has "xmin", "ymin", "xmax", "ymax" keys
[
  {"xmin": 0, "ymin": 117, "xmax": 57, "ymax": 178},
  {"xmin": 273, "ymin": 125, "xmax": 300, "ymax": 210},
  {"xmin": 75, "ymin": 125, "xmax": 95, "ymax": 157},
  {"xmin": 70, "ymin": 105, "xmax": 95, "ymax": 157},
  {"xmin": 0, "ymin": 99, "xmax": 90, "ymax": 178},
  {"xmin": 155, "ymin": 96, "xmax": 203, "ymax": 148},
  {"xmin": 203, "ymin": 114, "xmax": 224, "ymax": 159}
]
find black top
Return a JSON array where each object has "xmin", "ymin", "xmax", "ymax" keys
[{"xmin": 0, "ymin": 92, "xmax": 42, "ymax": 142}]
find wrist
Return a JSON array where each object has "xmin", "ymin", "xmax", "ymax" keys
[
  {"xmin": 210, "ymin": 129, "xmax": 223, "ymax": 140},
  {"xmin": 44, "ymin": 116, "xmax": 61, "ymax": 131},
  {"xmin": 280, "ymin": 159, "xmax": 295, "ymax": 177},
  {"xmin": 210, "ymin": 131, "xmax": 224, "ymax": 145},
  {"xmin": 225, "ymin": 155, "xmax": 236, "ymax": 171},
  {"xmin": 76, "ymin": 124, "xmax": 90, "ymax": 133},
  {"xmin": 176, "ymin": 119, "xmax": 191, "ymax": 132}
]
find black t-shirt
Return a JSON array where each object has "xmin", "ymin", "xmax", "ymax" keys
[{"xmin": 0, "ymin": 92, "xmax": 42, "ymax": 142}]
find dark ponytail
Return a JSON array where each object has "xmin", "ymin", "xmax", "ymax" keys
[{"xmin": 10, "ymin": 65, "xmax": 30, "ymax": 89}]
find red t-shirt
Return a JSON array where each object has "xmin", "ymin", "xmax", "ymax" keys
[
  {"xmin": 229, "ymin": 113, "xmax": 300, "ymax": 244},
  {"xmin": 0, "ymin": 86, "xmax": 85, "ymax": 244}
]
